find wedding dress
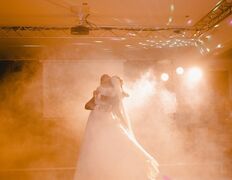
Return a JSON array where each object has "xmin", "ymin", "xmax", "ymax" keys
[{"xmin": 74, "ymin": 77, "xmax": 159, "ymax": 180}]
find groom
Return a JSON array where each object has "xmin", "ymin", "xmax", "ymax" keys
[{"xmin": 85, "ymin": 74, "xmax": 112, "ymax": 110}]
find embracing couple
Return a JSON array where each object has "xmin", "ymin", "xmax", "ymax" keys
[{"xmin": 74, "ymin": 74, "xmax": 159, "ymax": 180}]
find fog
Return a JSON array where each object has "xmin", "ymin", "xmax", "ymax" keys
[{"xmin": 0, "ymin": 50, "xmax": 231, "ymax": 180}]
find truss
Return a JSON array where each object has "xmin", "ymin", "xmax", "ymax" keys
[
  {"xmin": 0, "ymin": 26, "xmax": 196, "ymax": 39},
  {"xmin": 194, "ymin": 0, "xmax": 232, "ymax": 35}
]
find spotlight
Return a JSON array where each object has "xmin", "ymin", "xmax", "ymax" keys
[
  {"xmin": 187, "ymin": 19, "xmax": 192, "ymax": 25},
  {"xmin": 187, "ymin": 67, "xmax": 202, "ymax": 82},
  {"xmin": 176, "ymin": 67, "xmax": 184, "ymax": 75},
  {"xmin": 161, "ymin": 73, "xmax": 169, "ymax": 81},
  {"xmin": 216, "ymin": 44, "xmax": 222, "ymax": 48}
]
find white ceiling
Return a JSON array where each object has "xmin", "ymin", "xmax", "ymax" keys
[{"xmin": 0, "ymin": 0, "xmax": 222, "ymax": 26}]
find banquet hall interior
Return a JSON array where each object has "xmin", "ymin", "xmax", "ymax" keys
[{"xmin": 0, "ymin": 0, "xmax": 232, "ymax": 179}]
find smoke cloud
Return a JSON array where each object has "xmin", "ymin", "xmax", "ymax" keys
[{"xmin": 0, "ymin": 49, "xmax": 231, "ymax": 180}]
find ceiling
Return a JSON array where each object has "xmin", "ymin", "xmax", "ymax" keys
[
  {"xmin": 0, "ymin": 0, "xmax": 231, "ymax": 61},
  {"xmin": 0, "ymin": 0, "xmax": 221, "ymax": 26}
]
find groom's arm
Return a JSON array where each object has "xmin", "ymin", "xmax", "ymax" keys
[
  {"xmin": 85, "ymin": 89, "xmax": 99, "ymax": 110},
  {"xmin": 85, "ymin": 97, "xmax": 95, "ymax": 110}
]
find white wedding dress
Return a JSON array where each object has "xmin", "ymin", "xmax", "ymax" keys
[{"xmin": 74, "ymin": 77, "xmax": 159, "ymax": 180}]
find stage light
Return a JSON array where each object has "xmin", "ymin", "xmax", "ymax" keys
[
  {"xmin": 176, "ymin": 67, "xmax": 184, "ymax": 75},
  {"xmin": 167, "ymin": 17, "xmax": 173, "ymax": 24},
  {"xmin": 216, "ymin": 44, "xmax": 222, "ymax": 48},
  {"xmin": 161, "ymin": 73, "xmax": 169, "ymax": 81},
  {"xmin": 187, "ymin": 67, "xmax": 202, "ymax": 82},
  {"xmin": 71, "ymin": 25, "xmax": 89, "ymax": 35},
  {"xmin": 125, "ymin": 44, "xmax": 132, "ymax": 47},
  {"xmin": 95, "ymin": 40, "xmax": 103, "ymax": 43},
  {"xmin": 111, "ymin": 37, "xmax": 126, "ymax": 41},
  {"xmin": 128, "ymin": 32, "xmax": 136, "ymax": 37},
  {"xmin": 170, "ymin": 4, "xmax": 175, "ymax": 12},
  {"xmin": 187, "ymin": 19, "xmax": 192, "ymax": 25},
  {"xmin": 205, "ymin": 35, "xmax": 211, "ymax": 39}
]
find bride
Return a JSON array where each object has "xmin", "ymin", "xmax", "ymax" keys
[{"xmin": 74, "ymin": 75, "xmax": 159, "ymax": 180}]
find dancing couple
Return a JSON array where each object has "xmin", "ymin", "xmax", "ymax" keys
[{"xmin": 74, "ymin": 74, "xmax": 159, "ymax": 180}]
